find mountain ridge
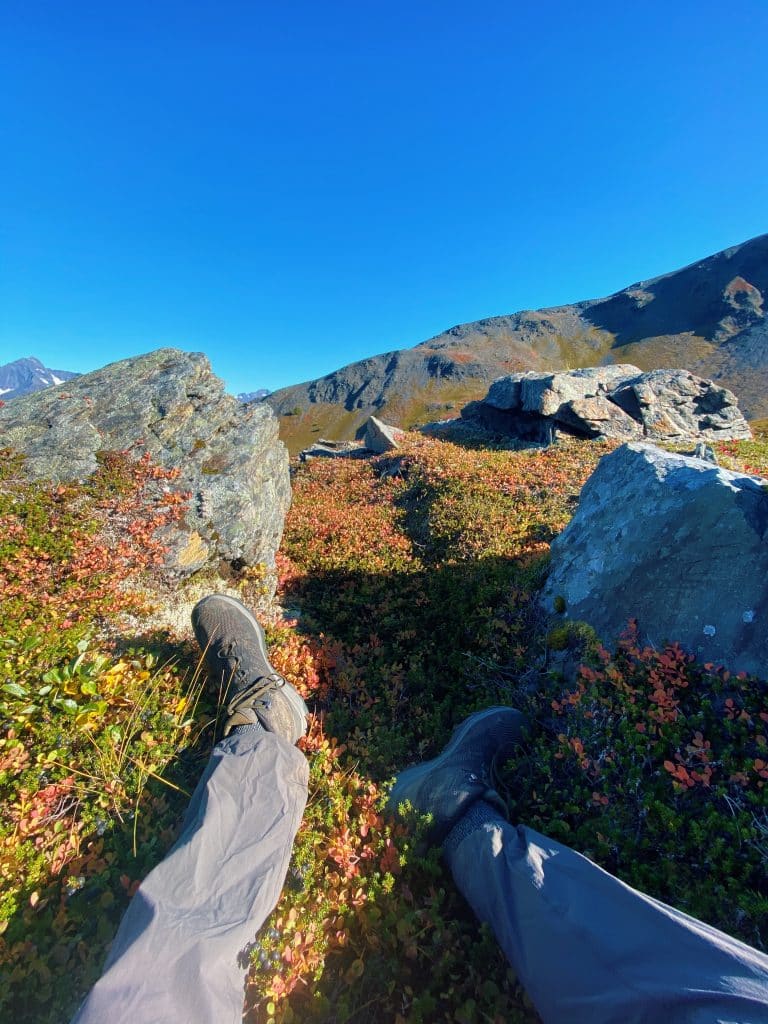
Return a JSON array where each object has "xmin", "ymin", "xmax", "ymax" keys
[
  {"xmin": 266, "ymin": 233, "xmax": 768, "ymax": 452},
  {"xmin": 0, "ymin": 357, "xmax": 80, "ymax": 400}
]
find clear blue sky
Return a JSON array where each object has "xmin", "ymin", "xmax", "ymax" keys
[{"xmin": 2, "ymin": 1, "xmax": 767, "ymax": 394}]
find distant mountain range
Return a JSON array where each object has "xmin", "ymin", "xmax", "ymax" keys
[
  {"xmin": 266, "ymin": 233, "xmax": 768, "ymax": 452},
  {"xmin": 0, "ymin": 357, "xmax": 80, "ymax": 400},
  {"xmin": 236, "ymin": 389, "xmax": 270, "ymax": 403},
  {"xmin": 0, "ymin": 357, "xmax": 271, "ymax": 406}
]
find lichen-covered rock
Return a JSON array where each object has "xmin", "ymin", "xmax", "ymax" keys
[
  {"xmin": 558, "ymin": 394, "xmax": 642, "ymax": 440},
  {"xmin": 0, "ymin": 349, "xmax": 291, "ymax": 581},
  {"xmin": 542, "ymin": 442, "xmax": 768, "ymax": 677},
  {"xmin": 466, "ymin": 366, "xmax": 752, "ymax": 443},
  {"xmin": 508, "ymin": 364, "xmax": 639, "ymax": 417}
]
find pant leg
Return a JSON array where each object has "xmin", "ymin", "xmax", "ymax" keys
[
  {"xmin": 445, "ymin": 807, "xmax": 768, "ymax": 1024},
  {"xmin": 71, "ymin": 730, "xmax": 309, "ymax": 1024}
]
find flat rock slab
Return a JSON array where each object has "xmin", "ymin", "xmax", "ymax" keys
[
  {"xmin": 542, "ymin": 442, "xmax": 768, "ymax": 677},
  {"xmin": 0, "ymin": 349, "xmax": 291, "ymax": 579},
  {"xmin": 299, "ymin": 442, "xmax": 369, "ymax": 461}
]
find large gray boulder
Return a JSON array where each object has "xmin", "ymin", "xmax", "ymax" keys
[
  {"xmin": 464, "ymin": 366, "xmax": 751, "ymax": 443},
  {"xmin": 0, "ymin": 349, "xmax": 291, "ymax": 579},
  {"xmin": 488, "ymin": 364, "xmax": 638, "ymax": 417},
  {"xmin": 542, "ymin": 443, "xmax": 768, "ymax": 677}
]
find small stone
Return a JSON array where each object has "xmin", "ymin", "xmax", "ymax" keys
[{"xmin": 363, "ymin": 416, "xmax": 404, "ymax": 453}]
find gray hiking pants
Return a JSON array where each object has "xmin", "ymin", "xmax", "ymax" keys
[
  {"xmin": 446, "ymin": 808, "xmax": 768, "ymax": 1023},
  {"xmin": 72, "ymin": 730, "xmax": 768, "ymax": 1023},
  {"xmin": 71, "ymin": 731, "xmax": 309, "ymax": 1024}
]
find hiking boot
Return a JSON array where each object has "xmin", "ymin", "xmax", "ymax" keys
[
  {"xmin": 387, "ymin": 706, "xmax": 528, "ymax": 844},
  {"xmin": 191, "ymin": 594, "xmax": 308, "ymax": 744}
]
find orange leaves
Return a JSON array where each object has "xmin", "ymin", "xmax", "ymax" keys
[
  {"xmin": 11, "ymin": 776, "xmax": 76, "ymax": 838},
  {"xmin": 552, "ymin": 680, "xmax": 587, "ymax": 716},
  {"xmin": 688, "ymin": 731, "xmax": 711, "ymax": 753},
  {"xmin": 552, "ymin": 624, "xmax": 768, "ymax": 815},
  {"xmin": 1, "ymin": 448, "xmax": 189, "ymax": 648},
  {"xmin": 327, "ymin": 826, "xmax": 362, "ymax": 879},
  {"xmin": 648, "ymin": 683, "xmax": 680, "ymax": 724},
  {"xmin": 569, "ymin": 736, "xmax": 584, "ymax": 756},
  {"xmin": 663, "ymin": 760, "xmax": 695, "ymax": 788},
  {"xmin": 119, "ymin": 874, "xmax": 141, "ymax": 899},
  {"xmin": 378, "ymin": 836, "xmax": 401, "ymax": 875},
  {"xmin": 298, "ymin": 713, "xmax": 347, "ymax": 761},
  {"xmin": 247, "ymin": 702, "xmax": 411, "ymax": 1019},
  {"xmin": 267, "ymin": 628, "xmax": 338, "ymax": 703},
  {"xmin": 282, "ymin": 457, "xmax": 416, "ymax": 578},
  {"xmin": 556, "ymin": 733, "xmax": 592, "ymax": 772}
]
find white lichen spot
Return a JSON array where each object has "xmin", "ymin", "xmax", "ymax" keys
[
  {"xmin": 703, "ymin": 624, "xmax": 717, "ymax": 637},
  {"xmin": 743, "ymin": 610, "xmax": 755, "ymax": 624}
]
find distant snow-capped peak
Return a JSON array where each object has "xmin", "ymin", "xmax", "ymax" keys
[{"xmin": 0, "ymin": 357, "xmax": 80, "ymax": 400}]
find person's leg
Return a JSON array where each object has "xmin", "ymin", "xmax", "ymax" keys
[
  {"xmin": 445, "ymin": 803, "xmax": 768, "ymax": 1024},
  {"xmin": 389, "ymin": 708, "xmax": 768, "ymax": 1024},
  {"xmin": 72, "ymin": 594, "xmax": 311, "ymax": 1024},
  {"xmin": 72, "ymin": 729, "xmax": 308, "ymax": 1024}
]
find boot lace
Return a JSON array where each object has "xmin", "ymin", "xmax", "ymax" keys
[{"xmin": 217, "ymin": 639, "xmax": 287, "ymax": 712}]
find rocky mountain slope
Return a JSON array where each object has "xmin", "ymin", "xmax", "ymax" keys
[
  {"xmin": 0, "ymin": 356, "xmax": 79, "ymax": 399},
  {"xmin": 267, "ymin": 233, "xmax": 768, "ymax": 451}
]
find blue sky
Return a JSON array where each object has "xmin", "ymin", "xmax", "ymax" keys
[{"xmin": 1, "ymin": 1, "xmax": 767, "ymax": 394}]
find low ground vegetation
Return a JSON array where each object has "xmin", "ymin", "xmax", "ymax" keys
[{"xmin": 1, "ymin": 435, "xmax": 766, "ymax": 1022}]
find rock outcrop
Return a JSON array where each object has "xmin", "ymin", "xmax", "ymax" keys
[
  {"xmin": 542, "ymin": 443, "xmax": 768, "ymax": 677},
  {"xmin": 0, "ymin": 349, "xmax": 291, "ymax": 580},
  {"xmin": 462, "ymin": 366, "xmax": 751, "ymax": 443}
]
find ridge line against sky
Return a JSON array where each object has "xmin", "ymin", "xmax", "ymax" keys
[{"xmin": 1, "ymin": 1, "xmax": 767, "ymax": 394}]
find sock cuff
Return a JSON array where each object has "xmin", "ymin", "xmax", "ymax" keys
[{"xmin": 443, "ymin": 798, "xmax": 507, "ymax": 858}]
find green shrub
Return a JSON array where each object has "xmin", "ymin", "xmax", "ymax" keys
[{"xmin": 509, "ymin": 622, "xmax": 768, "ymax": 946}]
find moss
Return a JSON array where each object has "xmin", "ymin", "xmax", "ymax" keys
[
  {"xmin": 200, "ymin": 454, "xmax": 229, "ymax": 475},
  {"xmin": 547, "ymin": 620, "xmax": 598, "ymax": 652},
  {"xmin": 0, "ymin": 448, "xmax": 27, "ymax": 481}
]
